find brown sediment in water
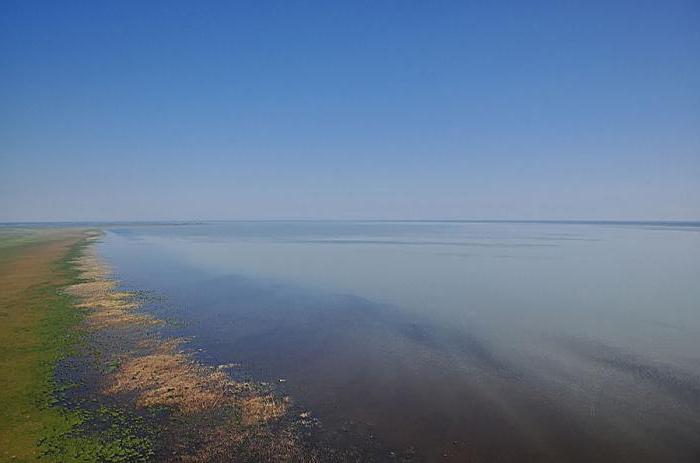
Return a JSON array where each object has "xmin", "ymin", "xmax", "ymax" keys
[{"xmin": 67, "ymin": 241, "xmax": 302, "ymax": 461}]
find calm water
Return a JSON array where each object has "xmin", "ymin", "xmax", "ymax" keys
[{"xmin": 98, "ymin": 221, "xmax": 700, "ymax": 462}]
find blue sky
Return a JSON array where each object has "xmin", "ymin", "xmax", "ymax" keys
[{"xmin": 1, "ymin": 1, "xmax": 698, "ymax": 221}]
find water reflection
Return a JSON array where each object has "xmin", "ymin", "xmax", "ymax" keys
[{"xmin": 99, "ymin": 221, "xmax": 700, "ymax": 462}]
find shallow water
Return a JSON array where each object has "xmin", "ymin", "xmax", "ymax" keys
[{"xmin": 98, "ymin": 221, "xmax": 700, "ymax": 462}]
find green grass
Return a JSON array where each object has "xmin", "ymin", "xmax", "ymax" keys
[{"xmin": 0, "ymin": 231, "xmax": 156, "ymax": 462}]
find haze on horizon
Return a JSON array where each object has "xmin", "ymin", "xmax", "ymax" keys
[{"xmin": 1, "ymin": 1, "xmax": 699, "ymax": 222}]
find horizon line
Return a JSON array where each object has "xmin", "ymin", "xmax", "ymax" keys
[{"xmin": 2, "ymin": 219, "xmax": 699, "ymax": 226}]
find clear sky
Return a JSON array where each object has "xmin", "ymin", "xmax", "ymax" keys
[{"xmin": 1, "ymin": 1, "xmax": 698, "ymax": 221}]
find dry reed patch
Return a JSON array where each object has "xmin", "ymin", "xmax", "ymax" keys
[
  {"xmin": 241, "ymin": 395, "xmax": 287, "ymax": 426},
  {"xmin": 105, "ymin": 343, "xmax": 288, "ymax": 420},
  {"xmin": 153, "ymin": 337, "xmax": 188, "ymax": 354},
  {"xmin": 104, "ymin": 351, "xmax": 230, "ymax": 413},
  {"xmin": 65, "ymin": 280, "xmax": 117, "ymax": 299},
  {"xmin": 66, "ymin": 277, "xmax": 158, "ymax": 329},
  {"xmin": 72, "ymin": 257, "xmax": 109, "ymax": 281},
  {"xmin": 87, "ymin": 307, "xmax": 160, "ymax": 329},
  {"xmin": 70, "ymin": 248, "xmax": 110, "ymax": 280}
]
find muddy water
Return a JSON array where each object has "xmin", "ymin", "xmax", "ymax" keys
[{"xmin": 98, "ymin": 221, "xmax": 700, "ymax": 462}]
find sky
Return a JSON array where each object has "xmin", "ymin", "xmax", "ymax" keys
[{"xmin": 1, "ymin": 1, "xmax": 699, "ymax": 221}]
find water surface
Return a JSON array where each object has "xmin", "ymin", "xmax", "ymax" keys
[{"xmin": 98, "ymin": 221, "xmax": 700, "ymax": 462}]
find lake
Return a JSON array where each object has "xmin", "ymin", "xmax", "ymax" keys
[{"xmin": 98, "ymin": 221, "xmax": 700, "ymax": 462}]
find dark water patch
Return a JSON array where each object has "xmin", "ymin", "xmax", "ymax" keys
[
  {"xmin": 131, "ymin": 274, "xmax": 658, "ymax": 461},
  {"xmin": 112, "ymin": 270, "xmax": 700, "ymax": 462},
  {"xmin": 392, "ymin": 320, "xmax": 516, "ymax": 377}
]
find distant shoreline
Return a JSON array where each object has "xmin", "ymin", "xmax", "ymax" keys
[{"xmin": 2, "ymin": 219, "xmax": 699, "ymax": 228}]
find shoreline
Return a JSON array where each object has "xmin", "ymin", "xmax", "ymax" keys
[
  {"xmin": 0, "ymin": 229, "xmax": 326, "ymax": 462},
  {"xmin": 63, "ymin": 233, "xmax": 318, "ymax": 461}
]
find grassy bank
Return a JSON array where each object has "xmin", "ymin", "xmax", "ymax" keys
[
  {"xmin": 0, "ymin": 230, "xmax": 84, "ymax": 460},
  {"xmin": 0, "ymin": 229, "xmax": 152, "ymax": 462}
]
